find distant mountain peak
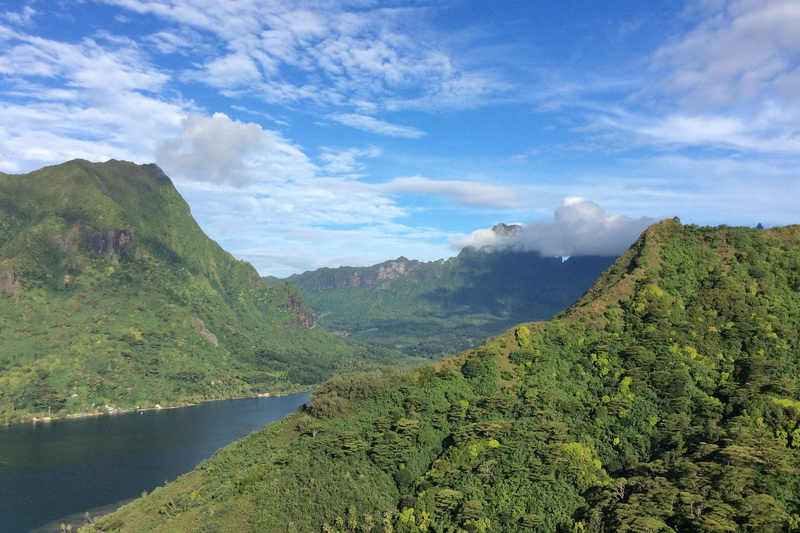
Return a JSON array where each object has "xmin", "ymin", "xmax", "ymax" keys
[{"xmin": 491, "ymin": 223, "xmax": 520, "ymax": 237}]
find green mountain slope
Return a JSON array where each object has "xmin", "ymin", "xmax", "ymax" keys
[
  {"xmin": 270, "ymin": 242, "xmax": 616, "ymax": 357},
  {"xmin": 86, "ymin": 220, "xmax": 800, "ymax": 532},
  {"xmin": 0, "ymin": 160, "xmax": 418, "ymax": 425}
]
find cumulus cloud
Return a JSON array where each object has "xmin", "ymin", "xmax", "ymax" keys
[
  {"xmin": 155, "ymin": 113, "xmax": 316, "ymax": 186},
  {"xmin": 454, "ymin": 197, "xmax": 658, "ymax": 257}
]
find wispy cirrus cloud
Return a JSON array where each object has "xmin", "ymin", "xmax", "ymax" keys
[
  {"xmin": 328, "ymin": 113, "xmax": 426, "ymax": 138},
  {"xmin": 96, "ymin": 0, "xmax": 509, "ymax": 111},
  {"xmin": 1, "ymin": 5, "xmax": 36, "ymax": 25},
  {"xmin": 652, "ymin": 0, "xmax": 800, "ymax": 109},
  {"xmin": 0, "ymin": 23, "xmax": 186, "ymax": 172},
  {"xmin": 534, "ymin": 0, "xmax": 800, "ymax": 159},
  {"xmin": 609, "ymin": 0, "xmax": 800, "ymax": 154},
  {"xmin": 318, "ymin": 145, "xmax": 381, "ymax": 175},
  {"xmin": 379, "ymin": 176, "xmax": 534, "ymax": 209},
  {"xmin": 636, "ymin": 112, "xmax": 800, "ymax": 153},
  {"xmin": 3, "ymin": 0, "xmax": 797, "ymax": 278},
  {"xmin": 590, "ymin": 107, "xmax": 800, "ymax": 154}
]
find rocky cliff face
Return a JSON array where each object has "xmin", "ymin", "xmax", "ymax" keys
[
  {"xmin": 0, "ymin": 265, "xmax": 20, "ymax": 296},
  {"xmin": 274, "ymin": 282, "xmax": 317, "ymax": 328},
  {"xmin": 279, "ymin": 248, "xmax": 618, "ymax": 357},
  {"xmin": 79, "ymin": 223, "xmax": 134, "ymax": 261},
  {"xmin": 309, "ymin": 256, "xmax": 425, "ymax": 290},
  {"xmin": 489, "ymin": 222, "xmax": 520, "ymax": 237}
]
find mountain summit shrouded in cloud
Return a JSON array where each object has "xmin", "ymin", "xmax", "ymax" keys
[{"xmin": 455, "ymin": 198, "xmax": 659, "ymax": 257}]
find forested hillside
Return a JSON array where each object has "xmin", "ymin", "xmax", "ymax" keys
[
  {"xmin": 272, "ymin": 244, "xmax": 615, "ymax": 357},
  {"xmin": 0, "ymin": 160, "xmax": 418, "ymax": 425},
  {"xmin": 86, "ymin": 220, "xmax": 800, "ymax": 532}
]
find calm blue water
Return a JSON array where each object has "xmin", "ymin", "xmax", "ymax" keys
[{"xmin": 0, "ymin": 393, "xmax": 311, "ymax": 533}]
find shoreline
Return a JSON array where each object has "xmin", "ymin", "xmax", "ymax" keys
[
  {"xmin": 24, "ymin": 389, "xmax": 313, "ymax": 427},
  {"xmin": 28, "ymin": 498, "xmax": 137, "ymax": 533}
]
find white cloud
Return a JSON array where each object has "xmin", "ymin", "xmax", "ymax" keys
[
  {"xmin": 553, "ymin": 0, "xmax": 800, "ymax": 159},
  {"xmin": 613, "ymin": 0, "xmax": 800, "ymax": 154},
  {"xmin": 0, "ymin": 24, "xmax": 186, "ymax": 172},
  {"xmin": 386, "ymin": 69, "xmax": 514, "ymax": 111},
  {"xmin": 652, "ymin": 0, "xmax": 800, "ymax": 108},
  {"xmin": 329, "ymin": 113, "xmax": 425, "ymax": 138},
  {"xmin": 173, "ymin": 175, "xmax": 420, "ymax": 276},
  {"xmin": 4, "ymin": 0, "xmax": 797, "ymax": 278},
  {"xmin": 203, "ymin": 53, "xmax": 262, "ymax": 88},
  {"xmin": 598, "ymin": 109, "xmax": 800, "ymax": 153},
  {"xmin": 318, "ymin": 145, "xmax": 381, "ymax": 175},
  {"xmin": 97, "ymin": 0, "xmax": 511, "ymax": 110},
  {"xmin": 0, "ymin": 6, "xmax": 505, "ymax": 274},
  {"xmin": 2, "ymin": 6, "xmax": 36, "ymax": 26},
  {"xmin": 156, "ymin": 113, "xmax": 316, "ymax": 187},
  {"xmin": 232, "ymin": 177, "xmax": 407, "ymax": 228},
  {"xmin": 454, "ymin": 198, "xmax": 658, "ymax": 257},
  {"xmin": 640, "ymin": 114, "xmax": 750, "ymax": 147},
  {"xmin": 379, "ymin": 176, "xmax": 534, "ymax": 209},
  {"xmin": 0, "ymin": 31, "xmax": 168, "ymax": 92},
  {"xmin": 144, "ymin": 29, "xmax": 200, "ymax": 54}
]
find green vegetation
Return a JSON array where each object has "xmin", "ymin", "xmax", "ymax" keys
[
  {"xmin": 270, "ymin": 247, "xmax": 615, "ymax": 358},
  {"xmin": 0, "ymin": 160, "xmax": 420, "ymax": 425},
  {"xmin": 85, "ymin": 220, "xmax": 800, "ymax": 532}
]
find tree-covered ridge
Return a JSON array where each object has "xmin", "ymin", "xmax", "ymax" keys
[
  {"xmin": 272, "ymin": 248, "xmax": 616, "ymax": 358},
  {"xmin": 86, "ymin": 220, "xmax": 800, "ymax": 532},
  {"xmin": 0, "ymin": 160, "xmax": 419, "ymax": 425}
]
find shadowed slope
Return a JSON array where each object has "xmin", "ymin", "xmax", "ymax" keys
[{"xmin": 274, "ymin": 247, "xmax": 616, "ymax": 358}]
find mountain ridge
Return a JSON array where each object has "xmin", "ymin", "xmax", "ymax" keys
[
  {"xmin": 84, "ymin": 220, "xmax": 800, "ymax": 532},
  {"xmin": 0, "ymin": 159, "xmax": 418, "ymax": 425},
  {"xmin": 271, "ymin": 248, "xmax": 617, "ymax": 357}
]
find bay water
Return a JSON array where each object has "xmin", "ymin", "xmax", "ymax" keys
[{"xmin": 0, "ymin": 392, "xmax": 311, "ymax": 533}]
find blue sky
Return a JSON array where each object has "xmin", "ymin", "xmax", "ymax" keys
[{"xmin": 1, "ymin": 0, "xmax": 799, "ymax": 276}]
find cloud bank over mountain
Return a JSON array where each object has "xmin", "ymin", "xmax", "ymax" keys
[{"xmin": 455, "ymin": 198, "xmax": 658, "ymax": 257}]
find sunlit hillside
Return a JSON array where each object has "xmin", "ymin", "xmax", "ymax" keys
[{"xmin": 85, "ymin": 220, "xmax": 800, "ymax": 532}]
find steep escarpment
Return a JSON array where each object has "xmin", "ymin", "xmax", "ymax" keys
[{"xmin": 299, "ymin": 257, "xmax": 430, "ymax": 290}]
